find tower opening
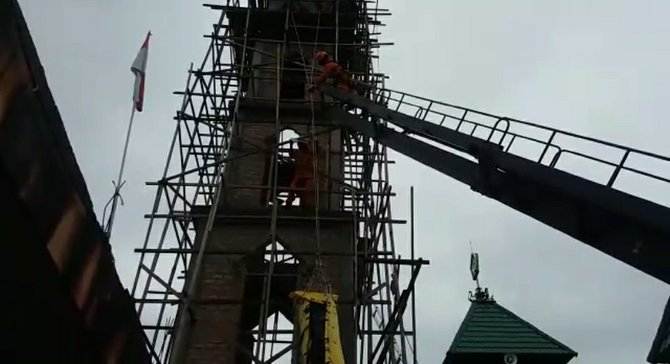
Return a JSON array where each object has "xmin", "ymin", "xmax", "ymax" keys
[
  {"xmin": 264, "ymin": 240, "xmax": 299, "ymax": 264},
  {"xmin": 251, "ymin": 311, "xmax": 294, "ymax": 363},
  {"xmin": 264, "ymin": 128, "xmax": 302, "ymax": 207}
]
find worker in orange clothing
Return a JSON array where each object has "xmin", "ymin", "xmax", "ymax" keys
[
  {"xmin": 309, "ymin": 51, "xmax": 358, "ymax": 95},
  {"xmin": 285, "ymin": 139, "xmax": 316, "ymax": 207}
]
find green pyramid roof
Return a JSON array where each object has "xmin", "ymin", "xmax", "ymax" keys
[{"xmin": 445, "ymin": 299, "xmax": 577, "ymax": 361}]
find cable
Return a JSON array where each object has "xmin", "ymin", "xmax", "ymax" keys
[{"xmin": 290, "ymin": 8, "xmax": 330, "ymax": 293}]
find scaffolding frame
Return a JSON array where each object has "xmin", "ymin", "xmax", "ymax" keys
[{"xmin": 130, "ymin": 1, "xmax": 424, "ymax": 363}]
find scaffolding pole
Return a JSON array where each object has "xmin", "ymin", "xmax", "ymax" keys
[{"xmin": 129, "ymin": 2, "xmax": 421, "ymax": 363}]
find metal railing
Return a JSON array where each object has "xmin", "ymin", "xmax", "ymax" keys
[{"xmin": 369, "ymin": 87, "xmax": 670, "ymax": 206}]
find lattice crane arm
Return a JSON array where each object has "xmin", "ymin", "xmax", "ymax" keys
[{"xmin": 320, "ymin": 84, "xmax": 670, "ymax": 285}]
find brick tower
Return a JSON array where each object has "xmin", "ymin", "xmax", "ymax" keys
[
  {"xmin": 170, "ymin": 49, "xmax": 357, "ymax": 364},
  {"xmin": 131, "ymin": 1, "xmax": 418, "ymax": 363}
]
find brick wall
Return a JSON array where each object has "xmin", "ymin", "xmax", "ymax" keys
[
  {"xmin": 184, "ymin": 255, "xmax": 245, "ymax": 364},
  {"xmin": 173, "ymin": 37, "xmax": 354, "ymax": 363},
  {"xmin": 249, "ymin": 42, "xmax": 334, "ymax": 101},
  {"xmin": 174, "ymin": 216, "xmax": 357, "ymax": 363},
  {"xmin": 224, "ymin": 108, "xmax": 343, "ymax": 210}
]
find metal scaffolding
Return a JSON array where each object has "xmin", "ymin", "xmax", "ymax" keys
[{"xmin": 130, "ymin": 1, "xmax": 424, "ymax": 363}]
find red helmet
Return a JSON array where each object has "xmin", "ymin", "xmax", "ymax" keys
[{"xmin": 314, "ymin": 51, "xmax": 329, "ymax": 64}]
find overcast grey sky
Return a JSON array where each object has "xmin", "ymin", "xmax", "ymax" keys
[{"xmin": 19, "ymin": 1, "xmax": 670, "ymax": 363}]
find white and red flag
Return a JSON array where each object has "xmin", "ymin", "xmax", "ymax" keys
[
  {"xmin": 104, "ymin": 31, "xmax": 152, "ymax": 239},
  {"xmin": 131, "ymin": 32, "xmax": 151, "ymax": 112}
]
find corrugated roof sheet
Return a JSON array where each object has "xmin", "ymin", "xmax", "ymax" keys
[{"xmin": 448, "ymin": 300, "xmax": 577, "ymax": 356}]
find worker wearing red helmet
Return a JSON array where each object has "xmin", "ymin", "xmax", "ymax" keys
[{"xmin": 309, "ymin": 51, "xmax": 358, "ymax": 95}]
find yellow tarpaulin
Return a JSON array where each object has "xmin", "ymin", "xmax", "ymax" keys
[{"xmin": 290, "ymin": 291, "xmax": 345, "ymax": 364}]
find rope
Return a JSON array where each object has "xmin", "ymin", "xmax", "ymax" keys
[
  {"xmin": 290, "ymin": 9, "xmax": 331, "ymax": 294},
  {"xmin": 101, "ymin": 180, "xmax": 125, "ymax": 230}
]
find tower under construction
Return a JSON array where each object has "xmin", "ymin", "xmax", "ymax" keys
[
  {"xmin": 128, "ymin": 1, "xmax": 670, "ymax": 364},
  {"xmin": 131, "ymin": 1, "xmax": 422, "ymax": 363}
]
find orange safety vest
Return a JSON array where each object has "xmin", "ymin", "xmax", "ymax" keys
[
  {"xmin": 293, "ymin": 148, "xmax": 314, "ymax": 178},
  {"xmin": 322, "ymin": 61, "xmax": 354, "ymax": 89}
]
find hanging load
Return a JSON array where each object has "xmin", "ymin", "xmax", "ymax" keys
[{"xmin": 290, "ymin": 291, "xmax": 345, "ymax": 364}]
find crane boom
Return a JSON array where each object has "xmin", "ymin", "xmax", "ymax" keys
[{"xmin": 320, "ymin": 85, "xmax": 670, "ymax": 284}]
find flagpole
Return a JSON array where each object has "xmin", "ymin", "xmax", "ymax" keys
[
  {"xmin": 105, "ymin": 103, "xmax": 137, "ymax": 238},
  {"xmin": 104, "ymin": 30, "xmax": 150, "ymax": 239}
]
